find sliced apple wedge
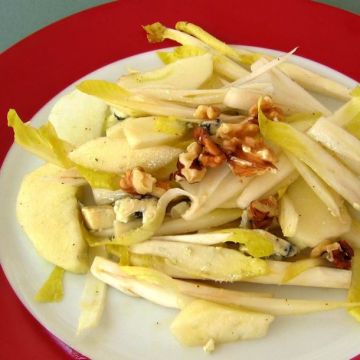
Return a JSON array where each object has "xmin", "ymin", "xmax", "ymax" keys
[
  {"xmin": 16, "ymin": 164, "xmax": 88, "ymax": 273},
  {"xmin": 49, "ymin": 89, "xmax": 108, "ymax": 146},
  {"xmin": 287, "ymin": 179, "xmax": 351, "ymax": 249},
  {"xmin": 68, "ymin": 137, "xmax": 181, "ymax": 173},
  {"xmin": 106, "ymin": 121, "xmax": 126, "ymax": 139},
  {"xmin": 118, "ymin": 53, "xmax": 213, "ymax": 89},
  {"xmin": 123, "ymin": 116, "xmax": 186, "ymax": 148},
  {"xmin": 171, "ymin": 299, "xmax": 274, "ymax": 348}
]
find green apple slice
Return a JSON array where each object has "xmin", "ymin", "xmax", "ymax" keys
[
  {"xmin": 16, "ymin": 164, "xmax": 88, "ymax": 273},
  {"xmin": 68, "ymin": 137, "xmax": 182, "ymax": 173},
  {"xmin": 287, "ymin": 179, "xmax": 351, "ymax": 249},
  {"xmin": 123, "ymin": 116, "xmax": 186, "ymax": 148},
  {"xmin": 49, "ymin": 89, "xmax": 108, "ymax": 146},
  {"xmin": 171, "ymin": 299, "xmax": 274, "ymax": 348}
]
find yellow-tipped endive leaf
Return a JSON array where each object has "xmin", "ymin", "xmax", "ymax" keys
[
  {"xmin": 35, "ymin": 266, "xmax": 65, "ymax": 302},
  {"xmin": 157, "ymin": 45, "xmax": 207, "ymax": 64},
  {"xmin": 175, "ymin": 21, "xmax": 259, "ymax": 65},
  {"xmin": 77, "ymin": 80, "xmax": 195, "ymax": 118},
  {"xmin": 8, "ymin": 109, "xmax": 73, "ymax": 168},
  {"xmin": 281, "ymin": 258, "xmax": 325, "ymax": 284},
  {"xmin": 75, "ymin": 166, "xmax": 120, "ymax": 191},
  {"xmin": 8, "ymin": 110, "xmax": 121, "ymax": 191},
  {"xmin": 143, "ymin": 22, "xmax": 249, "ymax": 81},
  {"xmin": 153, "ymin": 230, "xmax": 273, "ymax": 257},
  {"xmin": 91, "ymin": 257, "xmax": 190, "ymax": 308},
  {"xmin": 129, "ymin": 240, "xmax": 268, "ymax": 281}
]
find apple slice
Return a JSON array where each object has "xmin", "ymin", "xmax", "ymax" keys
[
  {"xmin": 49, "ymin": 89, "xmax": 108, "ymax": 146},
  {"xmin": 68, "ymin": 137, "xmax": 181, "ymax": 174},
  {"xmin": 118, "ymin": 53, "xmax": 213, "ymax": 89},
  {"xmin": 287, "ymin": 179, "xmax": 351, "ymax": 249},
  {"xmin": 16, "ymin": 164, "xmax": 89, "ymax": 273},
  {"xmin": 171, "ymin": 299, "xmax": 274, "ymax": 348},
  {"xmin": 123, "ymin": 116, "xmax": 186, "ymax": 148},
  {"xmin": 106, "ymin": 121, "xmax": 126, "ymax": 139}
]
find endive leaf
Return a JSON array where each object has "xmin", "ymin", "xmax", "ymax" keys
[
  {"xmin": 8, "ymin": 109, "xmax": 73, "ymax": 168},
  {"xmin": 157, "ymin": 45, "xmax": 207, "ymax": 64},
  {"xmin": 78, "ymin": 80, "xmax": 194, "ymax": 118},
  {"xmin": 35, "ymin": 266, "xmax": 65, "ymax": 302},
  {"xmin": 308, "ymin": 117, "xmax": 360, "ymax": 163},
  {"xmin": 281, "ymin": 258, "xmax": 325, "ymax": 284},
  {"xmin": 76, "ymin": 165, "xmax": 121, "ymax": 190},
  {"xmin": 130, "ymin": 240, "xmax": 268, "ymax": 281}
]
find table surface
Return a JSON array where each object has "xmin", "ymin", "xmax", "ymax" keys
[{"xmin": 0, "ymin": 0, "xmax": 359, "ymax": 52}]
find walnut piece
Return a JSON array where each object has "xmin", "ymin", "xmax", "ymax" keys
[
  {"xmin": 248, "ymin": 196, "xmax": 278, "ymax": 229},
  {"xmin": 119, "ymin": 170, "xmax": 138, "ymax": 195},
  {"xmin": 310, "ymin": 239, "xmax": 333, "ymax": 258},
  {"xmin": 217, "ymin": 122, "xmax": 259, "ymax": 140},
  {"xmin": 152, "ymin": 180, "xmax": 170, "ymax": 197},
  {"xmin": 119, "ymin": 167, "xmax": 167, "ymax": 197},
  {"xmin": 194, "ymin": 127, "xmax": 226, "ymax": 168},
  {"xmin": 173, "ymin": 127, "xmax": 226, "ymax": 183},
  {"xmin": 310, "ymin": 239, "xmax": 354, "ymax": 270},
  {"xmin": 175, "ymin": 142, "xmax": 207, "ymax": 183},
  {"xmin": 248, "ymin": 95, "xmax": 284, "ymax": 122},
  {"xmin": 194, "ymin": 105, "xmax": 221, "ymax": 120}
]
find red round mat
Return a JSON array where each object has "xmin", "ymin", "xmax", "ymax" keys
[{"xmin": 0, "ymin": 0, "xmax": 359, "ymax": 358}]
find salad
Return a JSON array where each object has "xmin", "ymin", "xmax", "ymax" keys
[{"xmin": 8, "ymin": 21, "xmax": 360, "ymax": 353}]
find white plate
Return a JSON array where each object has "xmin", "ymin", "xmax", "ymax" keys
[{"xmin": 0, "ymin": 47, "xmax": 359, "ymax": 360}]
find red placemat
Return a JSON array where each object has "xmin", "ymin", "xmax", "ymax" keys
[{"xmin": 0, "ymin": 0, "xmax": 359, "ymax": 358}]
